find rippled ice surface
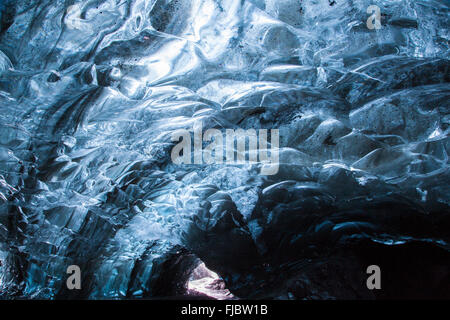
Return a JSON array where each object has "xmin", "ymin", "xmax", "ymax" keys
[{"xmin": 0, "ymin": 0, "xmax": 449, "ymax": 299}]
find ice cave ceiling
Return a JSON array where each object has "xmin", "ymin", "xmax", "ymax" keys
[{"xmin": 0, "ymin": 0, "xmax": 449, "ymax": 299}]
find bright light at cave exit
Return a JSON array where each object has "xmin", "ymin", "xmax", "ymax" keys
[{"xmin": 187, "ymin": 262, "xmax": 235, "ymax": 300}]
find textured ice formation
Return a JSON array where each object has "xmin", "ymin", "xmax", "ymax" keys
[{"xmin": 0, "ymin": 0, "xmax": 449, "ymax": 299}]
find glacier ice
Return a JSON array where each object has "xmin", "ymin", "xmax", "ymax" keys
[{"xmin": 0, "ymin": 0, "xmax": 449, "ymax": 299}]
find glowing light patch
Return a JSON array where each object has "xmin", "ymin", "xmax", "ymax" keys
[{"xmin": 187, "ymin": 262, "xmax": 235, "ymax": 300}]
